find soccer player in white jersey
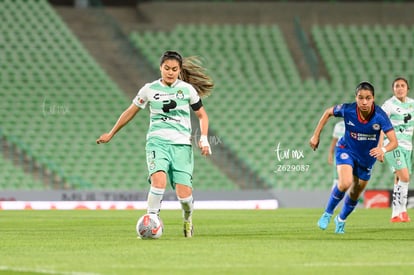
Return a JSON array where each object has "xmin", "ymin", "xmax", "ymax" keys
[
  {"xmin": 97, "ymin": 51, "xmax": 213, "ymax": 237},
  {"xmin": 328, "ymin": 120, "xmax": 345, "ymax": 188},
  {"xmin": 381, "ymin": 77, "xmax": 413, "ymax": 223}
]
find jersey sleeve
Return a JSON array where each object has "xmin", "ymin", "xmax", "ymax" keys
[
  {"xmin": 332, "ymin": 121, "xmax": 345, "ymax": 138},
  {"xmin": 188, "ymin": 85, "xmax": 201, "ymax": 105},
  {"xmin": 132, "ymin": 84, "xmax": 149, "ymax": 109},
  {"xmin": 381, "ymin": 99, "xmax": 392, "ymax": 116},
  {"xmin": 378, "ymin": 106, "xmax": 394, "ymax": 133},
  {"xmin": 333, "ymin": 104, "xmax": 346, "ymax": 118}
]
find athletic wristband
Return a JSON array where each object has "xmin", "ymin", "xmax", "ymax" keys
[
  {"xmin": 381, "ymin": 147, "xmax": 387, "ymax": 154},
  {"xmin": 199, "ymin": 135, "xmax": 212, "ymax": 155},
  {"xmin": 200, "ymin": 135, "xmax": 209, "ymax": 146}
]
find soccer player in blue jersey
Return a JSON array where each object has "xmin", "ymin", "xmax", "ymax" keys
[
  {"xmin": 309, "ymin": 82, "xmax": 398, "ymax": 234},
  {"xmin": 97, "ymin": 51, "xmax": 213, "ymax": 238}
]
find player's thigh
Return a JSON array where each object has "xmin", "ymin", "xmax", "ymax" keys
[
  {"xmin": 386, "ymin": 147, "xmax": 411, "ymax": 181},
  {"xmin": 337, "ymin": 164, "xmax": 354, "ymax": 191},
  {"xmin": 170, "ymin": 145, "xmax": 194, "ymax": 178},
  {"xmin": 402, "ymin": 148, "xmax": 413, "ymax": 175},
  {"xmin": 335, "ymin": 147, "xmax": 355, "ymax": 190},
  {"xmin": 146, "ymin": 143, "xmax": 170, "ymax": 180},
  {"xmin": 170, "ymin": 145, "xmax": 194, "ymax": 190},
  {"xmin": 385, "ymin": 148, "xmax": 409, "ymax": 171}
]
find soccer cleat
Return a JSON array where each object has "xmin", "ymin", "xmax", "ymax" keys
[
  {"xmin": 334, "ymin": 215, "xmax": 346, "ymax": 234},
  {"xmin": 390, "ymin": 216, "xmax": 402, "ymax": 223},
  {"xmin": 183, "ymin": 221, "xmax": 193, "ymax": 238},
  {"xmin": 399, "ymin": 212, "xmax": 411, "ymax": 222},
  {"xmin": 317, "ymin": 212, "xmax": 332, "ymax": 230}
]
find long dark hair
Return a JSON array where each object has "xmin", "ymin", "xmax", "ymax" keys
[{"xmin": 160, "ymin": 51, "xmax": 213, "ymax": 98}]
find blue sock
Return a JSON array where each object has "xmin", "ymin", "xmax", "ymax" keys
[
  {"xmin": 339, "ymin": 195, "xmax": 358, "ymax": 220},
  {"xmin": 325, "ymin": 185, "xmax": 345, "ymax": 214}
]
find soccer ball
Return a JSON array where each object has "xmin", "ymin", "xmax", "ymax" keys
[{"xmin": 136, "ymin": 213, "xmax": 164, "ymax": 239}]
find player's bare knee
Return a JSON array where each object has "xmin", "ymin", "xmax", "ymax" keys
[
  {"xmin": 150, "ymin": 171, "xmax": 167, "ymax": 189},
  {"xmin": 176, "ymin": 184, "xmax": 192, "ymax": 199},
  {"xmin": 397, "ymin": 174, "xmax": 410, "ymax": 183}
]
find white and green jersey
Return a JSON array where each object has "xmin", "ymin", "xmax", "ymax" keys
[
  {"xmin": 382, "ymin": 96, "xmax": 414, "ymax": 151},
  {"xmin": 133, "ymin": 79, "xmax": 201, "ymax": 145},
  {"xmin": 332, "ymin": 120, "xmax": 345, "ymax": 139}
]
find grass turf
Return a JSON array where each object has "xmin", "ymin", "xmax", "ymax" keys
[{"xmin": 0, "ymin": 209, "xmax": 413, "ymax": 275}]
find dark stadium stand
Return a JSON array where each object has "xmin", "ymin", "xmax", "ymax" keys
[
  {"xmin": 130, "ymin": 22, "xmax": 414, "ymax": 190},
  {"xmin": 0, "ymin": 0, "xmax": 237, "ymax": 191},
  {"xmin": 130, "ymin": 24, "xmax": 335, "ymax": 190},
  {"xmin": 2, "ymin": 0, "xmax": 413, "ymax": 191}
]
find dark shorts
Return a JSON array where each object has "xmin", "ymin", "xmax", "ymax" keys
[{"xmin": 335, "ymin": 146, "xmax": 373, "ymax": 181}]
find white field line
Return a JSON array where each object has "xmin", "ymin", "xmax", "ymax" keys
[
  {"xmin": 2, "ymin": 262, "xmax": 414, "ymax": 274},
  {"xmin": 303, "ymin": 262, "xmax": 414, "ymax": 267},
  {"xmin": 111, "ymin": 261, "xmax": 414, "ymax": 269},
  {"xmin": 0, "ymin": 266, "xmax": 101, "ymax": 275}
]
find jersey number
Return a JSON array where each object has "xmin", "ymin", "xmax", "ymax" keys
[
  {"xmin": 392, "ymin": 149, "xmax": 401, "ymax": 158},
  {"xmin": 404, "ymin": 114, "xmax": 412, "ymax": 124},
  {"xmin": 162, "ymin": 100, "xmax": 177, "ymax": 113}
]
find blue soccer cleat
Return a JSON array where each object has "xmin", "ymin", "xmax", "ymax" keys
[
  {"xmin": 334, "ymin": 215, "xmax": 346, "ymax": 234},
  {"xmin": 317, "ymin": 212, "xmax": 332, "ymax": 230}
]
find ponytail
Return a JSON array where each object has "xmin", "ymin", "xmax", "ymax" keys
[{"xmin": 180, "ymin": 56, "xmax": 214, "ymax": 98}]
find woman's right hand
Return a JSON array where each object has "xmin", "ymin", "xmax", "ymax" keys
[
  {"xmin": 96, "ymin": 133, "xmax": 112, "ymax": 144},
  {"xmin": 309, "ymin": 135, "xmax": 320, "ymax": 151}
]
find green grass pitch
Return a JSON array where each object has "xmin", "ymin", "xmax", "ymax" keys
[{"xmin": 0, "ymin": 209, "xmax": 413, "ymax": 275}]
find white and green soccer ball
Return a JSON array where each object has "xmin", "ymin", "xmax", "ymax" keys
[{"xmin": 136, "ymin": 214, "xmax": 164, "ymax": 239}]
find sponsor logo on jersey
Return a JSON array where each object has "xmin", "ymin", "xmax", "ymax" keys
[
  {"xmin": 340, "ymin": 153, "xmax": 349, "ymax": 160},
  {"xmin": 160, "ymin": 115, "xmax": 181, "ymax": 123},
  {"xmin": 137, "ymin": 97, "xmax": 145, "ymax": 104},
  {"xmin": 335, "ymin": 104, "xmax": 343, "ymax": 112},
  {"xmin": 153, "ymin": 93, "xmax": 172, "ymax": 100},
  {"xmin": 350, "ymin": 132, "xmax": 377, "ymax": 141}
]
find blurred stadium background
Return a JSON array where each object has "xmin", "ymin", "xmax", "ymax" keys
[{"xmin": 1, "ymin": 0, "xmax": 414, "ymax": 207}]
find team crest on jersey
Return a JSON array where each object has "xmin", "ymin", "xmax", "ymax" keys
[
  {"xmin": 396, "ymin": 158, "xmax": 402, "ymax": 166},
  {"xmin": 340, "ymin": 153, "xmax": 349, "ymax": 160},
  {"xmin": 372, "ymin": 123, "xmax": 380, "ymax": 130},
  {"xmin": 137, "ymin": 97, "xmax": 145, "ymax": 104},
  {"xmin": 149, "ymin": 161, "xmax": 156, "ymax": 170},
  {"xmin": 176, "ymin": 90, "xmax": 184, "ymax": 99}
]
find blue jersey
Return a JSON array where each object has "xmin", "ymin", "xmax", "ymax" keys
[{"xmin": 333, "ymin": 102, "xmax": 394, "ymax": 167}]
